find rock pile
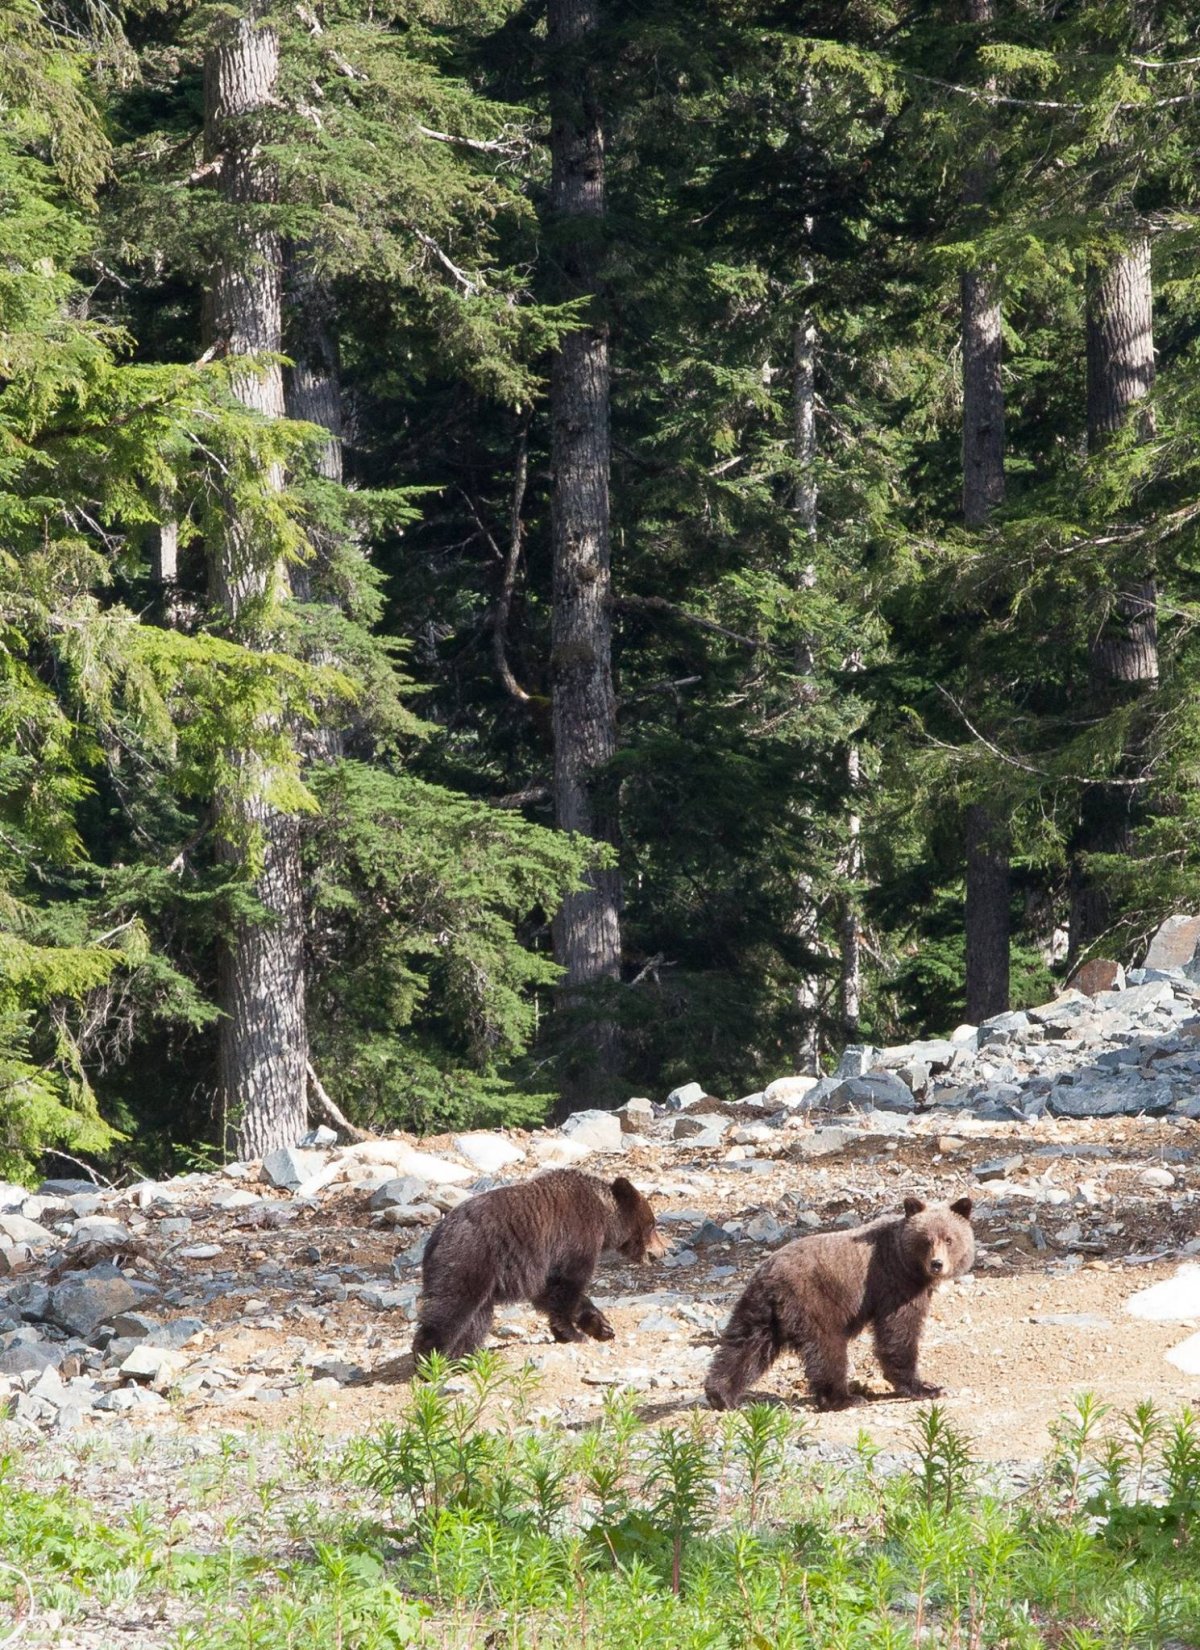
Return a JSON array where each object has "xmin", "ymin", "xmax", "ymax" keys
[{"xmin": 2, "ymin": 922, "xmax": 1199, "ymax": 1433}]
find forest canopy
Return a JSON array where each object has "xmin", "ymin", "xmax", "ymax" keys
[{"xmin": 2, "ymin": 0, "xmax": 1199, "ymax": 1180}]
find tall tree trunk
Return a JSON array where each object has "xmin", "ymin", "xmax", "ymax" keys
[
  {"xmin": 960, "ymin": 0, "xmax": 1010, "ymax": 1022},
  {"xmin": 1069, "ymin": 235, "xmax": 1157, "ymax": 956},
  {"xmin": 204, "ymin": 10, "xmax": 308, "ymax": 1160},
  {"xmin": 791, "ymin": 280, "xmax": 823, "ymax": 1072},
  {"xmin": 547, "ymin": 0, "xmax": 622, "ymax": 1098},
  {"xmin": 283, "ymin": 247, "xmax": 346, "ymax": 765},
  {"xmin": 965, "ymin": 804, "xmax": 1010, "ymax": 1020},
  {"xmin": 840, "ymin": 741, "xmax": 862, "ymax": 1040}
]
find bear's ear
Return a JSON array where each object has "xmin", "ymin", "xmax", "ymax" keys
[
  {"xmin": 950, "ymin": 1197, "xmax": 974, "ymax": 1222},
  {"xmin": 611, "ymin": 1176, "xmax": 641, "ymax": 1211},
  {"xmin": 903, "ymin": 1197, "xmax": 926, "ymax": 1219}
]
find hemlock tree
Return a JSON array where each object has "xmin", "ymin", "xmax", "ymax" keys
[
  {"xmin": 960, "ymin": 0, "xmax": 1011, "ymax": 1023},
  {"xmin": 1067, "ymin": 0, "xmax": 1159, "ymax": 959},
  {"xmin": 202, "ymin": 7, "xmax": 309, "ymax": 1159},
  {"xmin": 546, "ymin": 0, "xmax": 623, "ymax": 1100}
]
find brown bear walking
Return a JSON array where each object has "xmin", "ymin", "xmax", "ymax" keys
[
  {"xmin": 412, "ymin": 1168, "xmax": 667, "ymax": 1360},
  {"xmin": 705, "ymin": 1196, "xmax": 974, "ymax": 1411}
]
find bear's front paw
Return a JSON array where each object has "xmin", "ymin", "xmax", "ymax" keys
[
  {"xmin": 550, "ymin": 1321, "xmax": 586, "ymax": 1343},
  {"xmin": 815, "ymin": 1389, "xmax": 864, "ymax": 1412},
  {"xmin": 579, "ymin": 1311, "xmax": 615, "ymax": 1342},
  {"xmin": 900, "ymin": 1379, "xmax": 943, "ymax": 1399}
]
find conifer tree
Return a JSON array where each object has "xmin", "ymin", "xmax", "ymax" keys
[
  {"xmin": 545, "ymin": 0, "xmax": 623, "ymax": 1100},
  {"xmin": 202, "ymin": 6, "xmax": 309, "ymax": 1159},
  {"xmin": 960, "ymin": 0, "xmax": 1011, "ymax": 1021}
]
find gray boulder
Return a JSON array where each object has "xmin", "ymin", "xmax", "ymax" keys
[
  {"xmin": 976, "ymin": 1010, "xmax": 1033, "ymax": 1048},
  {"xmin": 828, "ymin": 1071, "xmax": 916, "ymax": 1113},
  {"xmin": 368, "ymin": 1176, "xmax": 431, "ymax": 1211},
  {"xmin": 558, "ymin": 1109, "xmax": 625, "ymax": 1153},
  {"xmin": 44, "ymin": 1266, "xmax": 157, "ymax": 1339},
  {"xmin": 835, "ymin": 1045, "xmax": 877, "ymax": 1079},
  {"xmin": 260, "ymin": 1146, "xmax": 324, "ymax": 1191}
]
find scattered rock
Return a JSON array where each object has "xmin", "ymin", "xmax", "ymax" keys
[
  {"xmin": 976, "ymin": 1010, "xmax": 1033, "ymax": 1048},
  {"xmin": 1143, "ymin": 913, "xmax": 1200, "ymax": 971},
  {"xmin": 368, "ymin": 1176, "xmax": 430, "ymax": 1211},
  {"xmin": 789, "ymin": 1126, "xmax": 857, "ymax": 1158},
  {"xmin": 299, "ymin": 1126, "xmax": 339, "ymax": 1149},
  {"xmin": 1067, "ymin": 959, "xmax": 1125, "ymax": 995},
  {"xmin": 731, "ymin": 1122, "xmax": 775, "ymax": 1146},
  {"xmin": 976, "ymin": 1156, "xmax": 1025, "ymax": 1182},
  {"xmin": 530, "ymin": 1135, "xmax": 592, "ymax": 1168},
  {"xmin": 835, "ymin": 1045, "xmax": 876, "ymax": 1079},
  {"xmin": 1138, "ymin": 1167, "xmax": 1175, "ymax": 1190},
  {"xmin": 763, "ymin": 1075, "xmax": 820, "ymax": 1108},
  {"xmin": 828, "ymin": 1072, "xmax": 916, "ymax": 1113},
  {"xmin": 120, "ymin": 1344, "xmax": 186, "ymax": 1385},
  {"xmin": 1031, "ymin": 1313, "xmax": 1113, "ymax": 1329},
  {"xmin": 309, "ymin": 1357, "xmax": 365, "ymax": 1385},
  {"xmin": 1165, "ymin": 1331, "xmax": 1200, "ymax": 1376},
  {"xmin": 452, "ymin": 1133, "xmax": 525, "ymax": 1173},
  {"xmin": 743, "ymin": 1213, "xmax": 788, "ymax": 1244},
  {"xmin": 618, "ymin": 1098, "xmax": 655, "ymax": 1132},
  {"xmin": 673, "ymin": 1114, "xmax": 720, "ymax": 1141},
  {"xmin": 665, "ymin": 1082, "xmax": 708, "ymax": 1110},
  {"xmin": 558, "ymin": 1110, "xmax": 624, "ymax": 1154},
  {"xmin": 45, "ymin": 1268, "xmax": 153, "ymax": 1339},
  {"xmin": 1125, "ymin": 1265, "xmax": 1200, "ymax": 1323},
  {"xmin": 261, "ymin": 1147, "xmax": 324, "ymax": 1191},
  {"xmin": 0, "ymin": 1213, "xmax": 55, "ymax": 1247}
]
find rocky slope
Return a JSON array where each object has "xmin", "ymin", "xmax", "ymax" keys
[{"xmin": 3, "ymin": 930, "xmax": 1200, "ymax": 1449}]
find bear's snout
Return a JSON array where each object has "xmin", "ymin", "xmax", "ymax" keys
[
  {"xmin": 929, "ymin": 1256, "xmax": 945, "ymax": 1273},
  {"xmin": 645, "ymin": 1227, "xmax": 668, "ymax": 1261}
]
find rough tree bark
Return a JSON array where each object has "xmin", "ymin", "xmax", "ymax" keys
[
  {"xmin": 1069, "ymin": 0, "xmax": 1157, "ymax": 958},
  {"xmin": 1069, "ymin": 233, "xmax": 1158, "ymax": 955},
  {"xmin": 283, "ymin": 247, "xmax": 346, "ymax": 766},
  {"xmin": 547, "ymin": 0, "xmax": 622, "ymax": 1098},
  {"xmin": 791, "ymin": 282, "xmax": 824, "ymax": 1072},
  {"xmin": 203, "ymin": 10, "xmax": 308, "ymax": 1160},
  {"xmin": 840, "ymin": 741, "xmax": 862, "ymax": 1039},
  {"xmin": 960, "ymin": 0, "xmax": 1010, "ymax": 1023}
]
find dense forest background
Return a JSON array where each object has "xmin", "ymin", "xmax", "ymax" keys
[{"xmin": 3, "ymin": 0, "xmax": 1199, "ymax": 1180}]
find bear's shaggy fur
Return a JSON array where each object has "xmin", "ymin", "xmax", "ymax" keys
[
  {"xmin": 412, "ymin": 1168, "xmax": 667, "ymax": 1360},
  {"xmin": 705, "ymin": 1196, "xmax": 974, "ymax": 1411}
]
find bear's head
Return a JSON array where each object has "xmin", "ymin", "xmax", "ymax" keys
[
  {"xmin": 900, "ymin": 1196, "xmax": 974, "ymax": 1284},
  {"xmin": 609, "ymin": 1176, "xmax": 668, "ymax": 1262}
]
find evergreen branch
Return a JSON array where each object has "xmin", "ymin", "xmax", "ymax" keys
[
  {"xmin": 620, "ymin": 675, "xmax": 703, "ymax": 709},
  {"xmin": 900, "ymin": 69, "xmax": 1200, "ymax": 113},
  {"xmin": 933, "ymin": 687, "xmax": 1147, "ymax": 787},
  {"xmin": 415, "ymin": 124, "xmax": 529, "ymax": 159},
  {"xmin": 615, "ymin": 594, "xmax": 770, "ymax": 652},
  {"xmin": 413, "ymin": 229, "xmax": 482, "ymax": 295},
  {"xmin": 493, "ymin": 413, "xmax": 534, "ymax": 705},
  {"xmin": 307, "ymin": 1060, "xmax": 372, "ymax": 1142},
  {"xmin": 628, "ymin": 952, "xmax": 673, "ymax": 987},
  {"xmin": 41, "ymin": 1148, "xmax": 115, "ymax": 1188},
  {"xmin": 490, "ymin": 784, "xmax": 551, "ymax": 809},
  {"xmin": 1132, "ymin": 54, "xmax": 1200, "ymax": 69},
  {"xmin": 90, "ymin": 916, "xmax": 138, "ymax": 947}
]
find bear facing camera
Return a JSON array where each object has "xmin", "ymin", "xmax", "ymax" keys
[
  {"xmin": 705, "ymin": 1196, "xmax": 975, "ymax": 1412},
  {"xmin": 412, "ymin": 1168, "xmax": 667, "ymax": 1361}
]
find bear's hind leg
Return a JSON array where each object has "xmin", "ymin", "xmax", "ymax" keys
[
  {"xmin": 801, "ymin": 1328, "xmax": 856, "ymax": 1411},
  {"xmin": 705, "ymin": 1298, "xmax": 780, "ymax": 1411},
  {"xmin": 413, "ymin": 1291, "xmax": 494, "ymax": 1363}
]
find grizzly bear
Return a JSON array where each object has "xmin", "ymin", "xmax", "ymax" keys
[
  {"xmin": 705, "ymin": 1196, "xmax": 974, "ymax": 1411},
  {"xmin": 411, "ymin": 1168, "xmax": 667, "ymax": 1360}
]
